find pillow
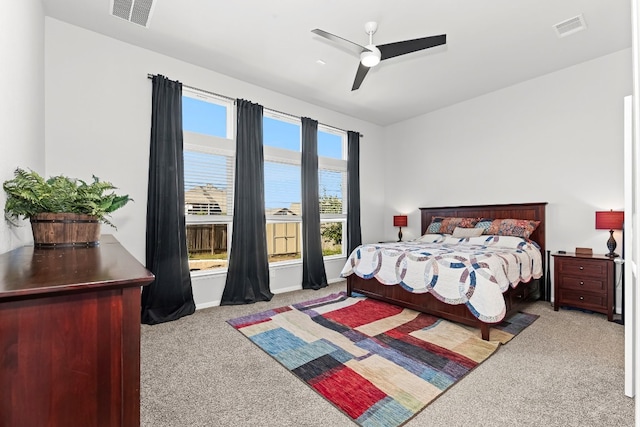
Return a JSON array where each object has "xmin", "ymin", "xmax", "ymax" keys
[
  {"xmin": 416, "ymin": 233, "xmax": 446, "ymax": 243},
  {"xmin": 482, "ymin": 235, "xmax": 532, "ymax": 249},
  {"xmin": 452, "ymin": 226, "xmax": 484, "ymax": 238},
  {"xmin": 479, "ymin": 218, "xmax": 540, "ymax": 238},
  {"xmin": 427, "ymin": 217, "xmax": 479, "ymax": 234},
  {"xmin": 474, "ymin": 218, "xmax": 493, "ymax": 233}
]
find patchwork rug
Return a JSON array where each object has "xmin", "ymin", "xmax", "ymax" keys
[{"xmin": 227, "ymin": 292, "xmax": 538, "ymax": 427}]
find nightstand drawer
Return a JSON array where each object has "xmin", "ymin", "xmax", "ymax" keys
[
  {"xmin": 555, "ymin": 258, "xmax": 607, "ymax": 278},
  {"xmin": 557, "ymin": 276, "xmax": 607, "ymax": 293},
  {"xmin": 558, "ymin": 289, "xmax": 606, "ymax": 310}
]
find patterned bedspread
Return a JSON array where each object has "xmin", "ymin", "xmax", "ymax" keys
[{"xmin": 340, "ymin": 234, "xmax": 543, "ymax": 323}]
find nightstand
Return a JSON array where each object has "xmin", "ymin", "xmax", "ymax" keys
[{"xmin": 553, "ymin": 252, "xmax": 615, "ymax": 321}]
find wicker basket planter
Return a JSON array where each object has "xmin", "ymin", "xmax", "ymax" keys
[{"xmin": 30, "ymin": 213, "xmax": 101, "ymax": 248}]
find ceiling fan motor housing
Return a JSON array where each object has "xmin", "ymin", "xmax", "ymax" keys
[{"xmin": 360, "ymin": 45, "xmax": 381, "ymax": 67}]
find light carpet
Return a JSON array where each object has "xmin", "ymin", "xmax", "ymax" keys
[{"xmin": 227, "ymin": 292, "xmax": 537, "ymax": 427}]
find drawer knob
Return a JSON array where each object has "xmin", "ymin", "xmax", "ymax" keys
[
  {"xmin": 579, "ymin": 296, "xmax": 584, "ymax": 300},
  {"xmin": 580, "ymin": 281, "xmax": 584, "ymax": 285},
  {"xmin": 579, "ymin": 266, "xmax": 584, "ymax": 270}
]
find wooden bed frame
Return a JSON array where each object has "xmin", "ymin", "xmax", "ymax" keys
[{"xmin": 347, "ymin": 202, "xmax": 547, "ymax": 340}]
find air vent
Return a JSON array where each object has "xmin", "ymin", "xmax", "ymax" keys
[
  {"xmin": 110, "ymin": 0, "xmax": 155, "ymax": 28},
  {"xmin": 553, "ymin": 14, "xmax": 587, "ymax": 38}
]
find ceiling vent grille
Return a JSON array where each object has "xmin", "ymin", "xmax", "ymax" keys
[
  {"xmin": 553, "ymin": 14, "xmax": 587, "ymax": 38},
  {"xmin": 110, "ymin": 0, "xmax": 155, "ymax": 28}
]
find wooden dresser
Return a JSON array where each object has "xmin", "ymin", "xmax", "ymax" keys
[
  {"xmin": 553, "ymin": 252, "xmax": 614, "ymax": 321},
  {"xmin": 0, "ymin": 235, "xmax": 154, "ymax": 427}
]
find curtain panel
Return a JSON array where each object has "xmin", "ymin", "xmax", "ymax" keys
[
  {"xmin": 142, "ymin": 74, "xmax": 196, "ymax": 324},
  {"xmin": 301, "ymin": 117, "xmax": 328, "ymax": 290},
  {"xmin": 347, "ymin": 131, "xmax": 362, "ymax": 255},
  {"xmin": 220, "ymin": 99, "xmax": 273, "ymax": 305}
]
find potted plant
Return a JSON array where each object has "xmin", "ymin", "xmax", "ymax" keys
[{"xmin": 3, "ymin": 168, "xmax": 132, "ymax": 247}]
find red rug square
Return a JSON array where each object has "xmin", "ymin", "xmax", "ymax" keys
[
  {"xmin": 311, "ymin": 365, "xmax": 387, "ymax": 419},
  {"xmin": 322, "ymin": 298, "xmax": 404, "ymax": 328}
]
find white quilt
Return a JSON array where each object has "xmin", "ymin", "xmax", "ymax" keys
[{"xmin": 340, "ymin": 234, "xmax": 543, "ymax": 323}]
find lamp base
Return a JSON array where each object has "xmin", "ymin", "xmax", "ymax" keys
[
  {"xmin": 397, "ymin": 227, "xmax": 403, "ymax": 242},
  {"xmin": 605, "ymin": 230, "xmax": 618, "ymax": 258}
]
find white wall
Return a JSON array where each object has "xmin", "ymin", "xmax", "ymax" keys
[
  {"xmin": 41, "ymin": 18, "xmax": 633, "ymax": 308},
  {"xmin": 0, "ymin": 0, "xmax": 45, "ymax": 254},
  {"xmin": 383, "ymin": 49, "xmax": 632, "ymax": 305},
  {"xmin": 44, "ymin": 18, "xmax": 386, "ymax": 307}
]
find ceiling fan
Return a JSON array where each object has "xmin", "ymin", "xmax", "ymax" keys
[{"xmin": 312, "ymin": 22, "xmax": 446, "ymax": 91}]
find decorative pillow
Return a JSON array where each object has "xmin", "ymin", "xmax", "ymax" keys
[
  {"xmin": 474, "ymin": 218, "xmax": 494, "ymax": 233},
  {"xmin": 427, "ymin": 217, "xmax": 479, "ymax": 234},
  {"xmin": 452, "ymin": 226, "xmax": 484, "ymax": 238},
  {"xmin": 481, "ymin": 218, "xmax": 540, "ymax": 238},
  {"xmin": 426, "ymin": 217, "xmax": 445, "ymax": 233}
]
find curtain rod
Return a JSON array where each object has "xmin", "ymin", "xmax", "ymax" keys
[
  {"xmin": 147, "ymin": 73, "xmax": 235, "ymax": 102},
  {"xmin": 147, "ymin": 73, "xmax": 363, "ymax": 138}
]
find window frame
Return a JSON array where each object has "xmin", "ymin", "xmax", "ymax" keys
[{"xmin": 182, "ymin": 89, "xmax": 235, "ymax": 276}]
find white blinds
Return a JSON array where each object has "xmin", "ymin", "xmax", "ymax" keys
[{"xmin": 183, "ymin": 148, "xmax": 234, "ymax": 219}]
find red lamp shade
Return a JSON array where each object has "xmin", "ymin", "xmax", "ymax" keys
[
  {"xmin": 393, "ymin": 215, "xmax": 408, "ymax": 227},
  {"xmin": 595, "ymin": 210, "xmax": 624, "ymax": 230}
]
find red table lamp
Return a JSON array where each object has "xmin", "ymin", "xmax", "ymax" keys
[
  {"xmin": 595, "ymin": 210, "xmax": 624, "ymax": 258},
  {"xmin": 393, "ymin": 215, "xmax": 408, "ymax": 242}
]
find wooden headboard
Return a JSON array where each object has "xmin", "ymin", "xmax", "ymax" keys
[{"xmin": 419, "ymin": 202, "xmax": 547, "ymax": 256}]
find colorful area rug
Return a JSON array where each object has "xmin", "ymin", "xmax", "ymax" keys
[{"xmin": 227, "ymin": 292, "xmax": 538, "ymax": 427}]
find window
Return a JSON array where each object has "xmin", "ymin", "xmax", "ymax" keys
[
  {"xmin": 317, "ymin": 127, "xmax": 347, "ymax": 257},
  {"xmin": 182, "ymin": 90, "xmax": 348, "ymax": 273},
  {"xmin": 182, "ymin": 96, "xmax": 228, "ymax": 138},
  {"xmin": 182, "ymin": 89, "xmax": 234, "ymax": 272},
  {"xmin": 263, "ymin": 113, "xmax": 302, "ymax": 263},
  {"xmin": 263, "ymin": 117, "xmax": 348, "ymax": 262}
]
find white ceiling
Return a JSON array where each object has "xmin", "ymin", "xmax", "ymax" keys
[{"xmin": 42, "ymin": 0, "xmax": 632, "ymax": 126}]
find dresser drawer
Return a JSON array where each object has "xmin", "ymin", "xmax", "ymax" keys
[
  {"xmin": 558, "ymin": 289, "xmax": 607, "ymax": 311},
  {"xmin": 555, "ymin": 258, "xmax": 607, "ymax": 279},
  {"xmin": 557, "ymin": 276, "xmax": 607, "ymax": 293}
]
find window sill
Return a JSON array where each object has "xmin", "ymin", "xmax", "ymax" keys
[
  {"xmin": 190, "ymin": 268, "xmax": 228, "ymax": 278},
  {"xmin": 269, "ymin": 259, "xmax": 303, "ymax": 269},
  {"xmin": 189, "ymin": 255, "xmax": 346, "ymax": 278},
  {"xmin": 324, "ymin": 254, "xmax": 347, "ymax": 262}
]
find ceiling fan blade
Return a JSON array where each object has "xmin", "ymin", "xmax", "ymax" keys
[
  {"xmin": 379, "ymin": 34, "xmax": 446, "ymax": 61},
  {"xmin": 352, "ymin": 63, "xmax": 371, "ymax": 91},
  {"xmin": 311, "ymin": 28, "xmax": 372, "ymax": 55}
]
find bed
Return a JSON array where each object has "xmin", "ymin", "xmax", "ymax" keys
[{"xmin": 342, "ymin": 202, "xmax": 547, "ymax": 340}]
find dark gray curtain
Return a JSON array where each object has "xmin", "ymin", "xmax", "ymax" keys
[
  {"xmin": 221, "ymin": 99, "xmax": 273, "ymax": 305},
  {"xmin": 142, "ymin": 75, "xmax": 195, "ymax": 324},
  {"xmin": 347, "ymin": 131, "xmax": 362, "ymax": 255},
  {"xmin": 301, "ymin": 117, "xmax": 328, "ymax": 290}
]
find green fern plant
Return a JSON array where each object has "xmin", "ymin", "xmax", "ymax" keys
[{"xmin": 3, "ymin": 168, "xmax": 132, "ymax": 228}]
